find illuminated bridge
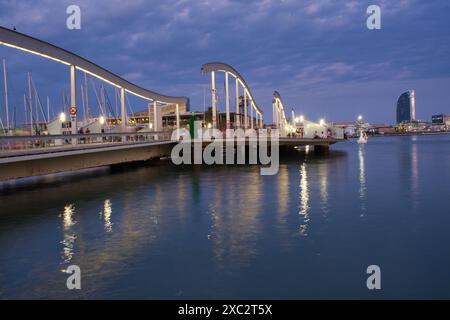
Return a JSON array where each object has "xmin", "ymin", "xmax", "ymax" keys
[
  {"xmin": 0, "ymin": 26, "xmax": 188, "ymax": 133},
  {"xmin": 0, "ymin": 27, "xmax": 343, "ymax": 181},
  {"xmin": 201, "ymin": 62, "xmax": 263, "ymax": 129}
]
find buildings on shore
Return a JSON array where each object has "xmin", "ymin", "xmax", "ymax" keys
[
  {"xmin": 335, "ymin": 90, "xmax": 450, "ymax": 136},
  {"xmin": 394, "ymin": 90, "xmax": 450, "ymax": 133},
  {"xmin": 397, "ymin": 90, "xmax": 416, "ymax": 124}
]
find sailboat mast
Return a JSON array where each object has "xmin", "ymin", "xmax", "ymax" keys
[
  {"xmin": 23, "ymin": 94, "xmax": 28, "ymax": 129},
  {"xmin": 47, "ymin": 96, "xmax": 50, "ymax": 122},
  {"xmin": 27, "ymin": 72, "xmax": 33, "ymax": 134},
  {"xmin": 81, "ymin": 83, "xmax": 86, "ymax": 123},
  {"xmin": 84, "ymin": 72, "xmax": 89, "ymax": 120},
  {"xmin": 0, "ymin": 114, "xmax": 4, "ymax": 133},
  {"xmin": 2, "ymin": 59, "xmax": 9, "ymax": 130},
  {"xmin": 115, "ymin": 87, "xmax": 118, "ymax": 121},
  {"xmin": 101, "ymin": 84, "xmax": 106, "ymax": 118}
]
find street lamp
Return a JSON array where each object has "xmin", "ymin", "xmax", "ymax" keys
[
  {"xmin": 59, "ymin": 112, "xmax": 66, "ymax": 123},
  {"xmin": 319, "ymin": 118, "xmax": 325, "ymax": 126},
  {"xmin": 358, "ymin": 115, "xmax": 363, "ymax": 121},
  {"xmin": 299, "ymin": 115, "xmax": 304, "ymax": 123},
  {"xmin": 99, "ymin": 115, "xmax": 105, "ymax": 125}
]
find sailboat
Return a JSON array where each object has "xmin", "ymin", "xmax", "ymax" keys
[{"xmin": 357, "ymin": 131, "xmax": 368, "ymax": 144}]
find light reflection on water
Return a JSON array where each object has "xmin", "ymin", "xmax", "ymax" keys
[
  {"xmin": 102, "ymin": 199, "xmax": 113, "ymax": 233},
  {"xmin": 210, "ymin": 167, "xmax": 263, "ymax": 272},
  {"xmin": 358, "ymin": 145, "xmax": 366, "ymax": 216},
  {"xmin": 60, "ymin": 204, "xmax": 76, "ymax": 264},
  {"xmin": 1, "ymin": 135, "xmax": 450, "ymax": 299},
  {"xmin": 299, "ymin": 162, "xmax": 310, "ymax": 236}
]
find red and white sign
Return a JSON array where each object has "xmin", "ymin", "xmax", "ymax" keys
[{"xmin": 70, "ymin": 107, "xmax": 77, "ymax": 116}]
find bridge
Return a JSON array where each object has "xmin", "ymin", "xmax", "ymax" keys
[
  {"xmin": 0, "ymin": 26, "xmax": 188, "ymax": 133},
  {"xmin": 201, "ymin": 62, "xmax": 263, "ymax": 129},
  {"xmin": 273, "ymin": 90, "xmax": 290, "ymax": 136},
  {"xmin": 0, "ymin": 27, "xmax": 343, "ymax": 181}
]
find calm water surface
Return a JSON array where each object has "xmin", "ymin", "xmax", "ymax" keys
[{"xmin": 1, "ymin": 135, "xmax": 450, "ymax": 299}]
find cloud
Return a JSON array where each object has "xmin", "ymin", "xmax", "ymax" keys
[{"xmin": 1, "ymin": 0, "xmax": 449, "ymax": 124}]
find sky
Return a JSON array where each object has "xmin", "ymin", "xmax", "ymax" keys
[{"xmin": 1, "ymin": 0, "xmax": 450, "ymax": 125}]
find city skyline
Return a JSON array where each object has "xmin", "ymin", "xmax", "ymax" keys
[{"xmin": 0, "ymin": 0, "xmax": 450, "ymax": 125}]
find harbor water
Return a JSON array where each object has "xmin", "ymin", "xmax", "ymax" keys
[{"xmin": 1, "ymin": 134, "xmax": 450, "ymax": 299}]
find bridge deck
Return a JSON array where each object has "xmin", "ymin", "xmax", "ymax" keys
[
  {"xmin": 0, "ymin": 137, "xmax": 341, "ymax": 160},
  {"xmin": 0, "ymin": 135, "xmax": 343, "ymax": 180},
  {"xmin": 0, "ymin": 140, "xmax": 175, "ymax": 164}
]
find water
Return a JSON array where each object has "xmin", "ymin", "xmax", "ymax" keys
[{"xmin": 1, "ymin": 135, "xmax": 450, "ymax": 299}]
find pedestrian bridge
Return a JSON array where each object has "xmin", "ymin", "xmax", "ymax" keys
[
  {"xmin": 0, "ymin": 27, "xmax": 343, "ymax": 181},
  {"xmin": 0, "ymin": 132, "xmax": 340, "ymax": 180}
]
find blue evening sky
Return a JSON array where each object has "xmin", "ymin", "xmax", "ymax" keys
[{"xmin": 1, "ymin": 0, "xmax": 450, "ymax": 124}]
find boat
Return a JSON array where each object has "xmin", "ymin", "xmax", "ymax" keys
[{"xmin": 357, "ymin": 131, "xmax": 368, "ymax": 144}]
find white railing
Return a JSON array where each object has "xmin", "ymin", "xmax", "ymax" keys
[{"xmin": 0, "ymin": 131, "xmax": 172, "ymax": 153}]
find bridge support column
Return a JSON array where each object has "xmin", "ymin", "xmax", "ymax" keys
[
  {"xmin": 148, "ymin": 102, "xmax": 152, "ymax": 130},
  {"xmin": 280, "ymin": 107, "xmax": 283, "ymax": 130},
  {"xmin": 279, "ymin": 104, "xmax": 282, "ymax": 129},
  {"xmin": 153, "ymin": 101, "xmax": 158, "ymax": 131},
  {"xmin": 250, "ymin": 102, "xmax": 254, "ymax": 129},
  {"xmin": 235, "ymin": 78, "xmax": 240, "ymax": 128},
  {"xmin": 225, "ymin": 72, "xmax": 230, "ymax": 129},
  {"xmin": 211, "ymin": 71, "xmax": 217, "ymax": 128},
  {"xmin": 244, "ymin": 90, "xmax": 248, "ymax": 129},
  {"xmin": 176, "ymin": 103, "xmax": 180, "ymax": 130},
  {"xmin": 275, "ymin": 101, "xmax": 279, "ymax": 129},
  {"xmin": 120, "ymin": 87, "xmax": 126, "ymax": 128},
  {"xmin": 272, "ymin": 101, "xmax": 276, "ymax": 128},
  {"xmin": 260, "ymin": 114, "xmax": 263, "ymax": 128},
  {"xmin": 70, "ymin": 64, "xmax": 77, "ymax": 143}
]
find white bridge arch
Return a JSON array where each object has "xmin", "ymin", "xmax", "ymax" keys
[
  {"xmin": 0, "ymin": 26, "xmax": 188, "ymax": 133},
  {"xmin": 272, "ymin": 91, "xmax": 290, "ymax": 136},
  {"xmin": 201, "ymin": 62, "xmax": 263, "ymax": 129}
]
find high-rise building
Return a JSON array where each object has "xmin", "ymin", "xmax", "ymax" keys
[
  {"xmin": 432, "ymin": 114, "xmax": 450, "ymax": 127},
  {"xmin": 396, "ymin": 90, "xmax": 416, "ymax": 123}
]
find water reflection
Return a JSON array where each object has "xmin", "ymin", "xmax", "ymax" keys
[
  {"xmin": 358, "ymin": 146, "xmax": 366, "ymax": 216},
  {"xmin": 299, "ymin": 162, "xmax": 310, "ymax": 236},
  {"xmin": 63, "ymin": 204, "xmax": 76, "ymax": 230},
  {"xmin": 210, "ymin": 168, "xmax": 263, "ymax": 270},
  {"xmin": 318, "ymin": 161, "xmax": 329, "ymax": 216},
  {"xmin": 2, "ymin": 135, "xmax": 447, "ymax": 299},
  {"xmin": 411, "ymin": 141, "xmax": 419, "ymax": 208},
  {"xmin": 277, "ymin": 165, "xmax": 289, "ymax": 218},
  {"xmin": 60, "ymin": 204, "xmax": 77, "ymax": 263},
  {"xmin": 102, "ymin": 199, "xmax": 113, "ymax": 233},
  {"xmin": 399, "ymin": 137, "xmax": 420, "ymax": 209}
]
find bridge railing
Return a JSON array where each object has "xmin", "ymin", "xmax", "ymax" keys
[{"xmin": 0, "ymin": 131, "xmax": 172, "ymax": 154}]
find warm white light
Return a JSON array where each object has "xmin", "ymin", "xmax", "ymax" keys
[
  {"xmin": 358, "ymin": 115, "xmax": 363, "ymax": 121},
  {"xmin": 149, "ymin": 122, "xmax": 153, "ymax": 129},
  {"xmin": 60, "ymin": 112, "xmax": 66, "ymax": 122},
  {"xmin": 99, "ymin": 116, "xmax": 105, "ymax": 125},
  {"xmin": 1, "ymin": 42, "xmax": 70, "ymax": 66},
  {"xmin": 319, "ymin": 118, "xmax": 325, "ymax": 126},
  {"xmin": 0, "ymin": 42, "xmax": 174, "ymax": 105},
  {"xmin": 207, "ymin": 123, "xmax": 212, "ymax": 129},
  {"xmin": 300, "ymin": 115, "xmax": 304, "ymax": 123},
  {"xmin": 295, "ymin": 117, "xmax": 300, "ymax": 123}
]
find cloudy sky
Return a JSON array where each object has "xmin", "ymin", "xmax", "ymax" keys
[{"xmin": 1, "ymin": 0, "xmax": 450, "ymax": 124}]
